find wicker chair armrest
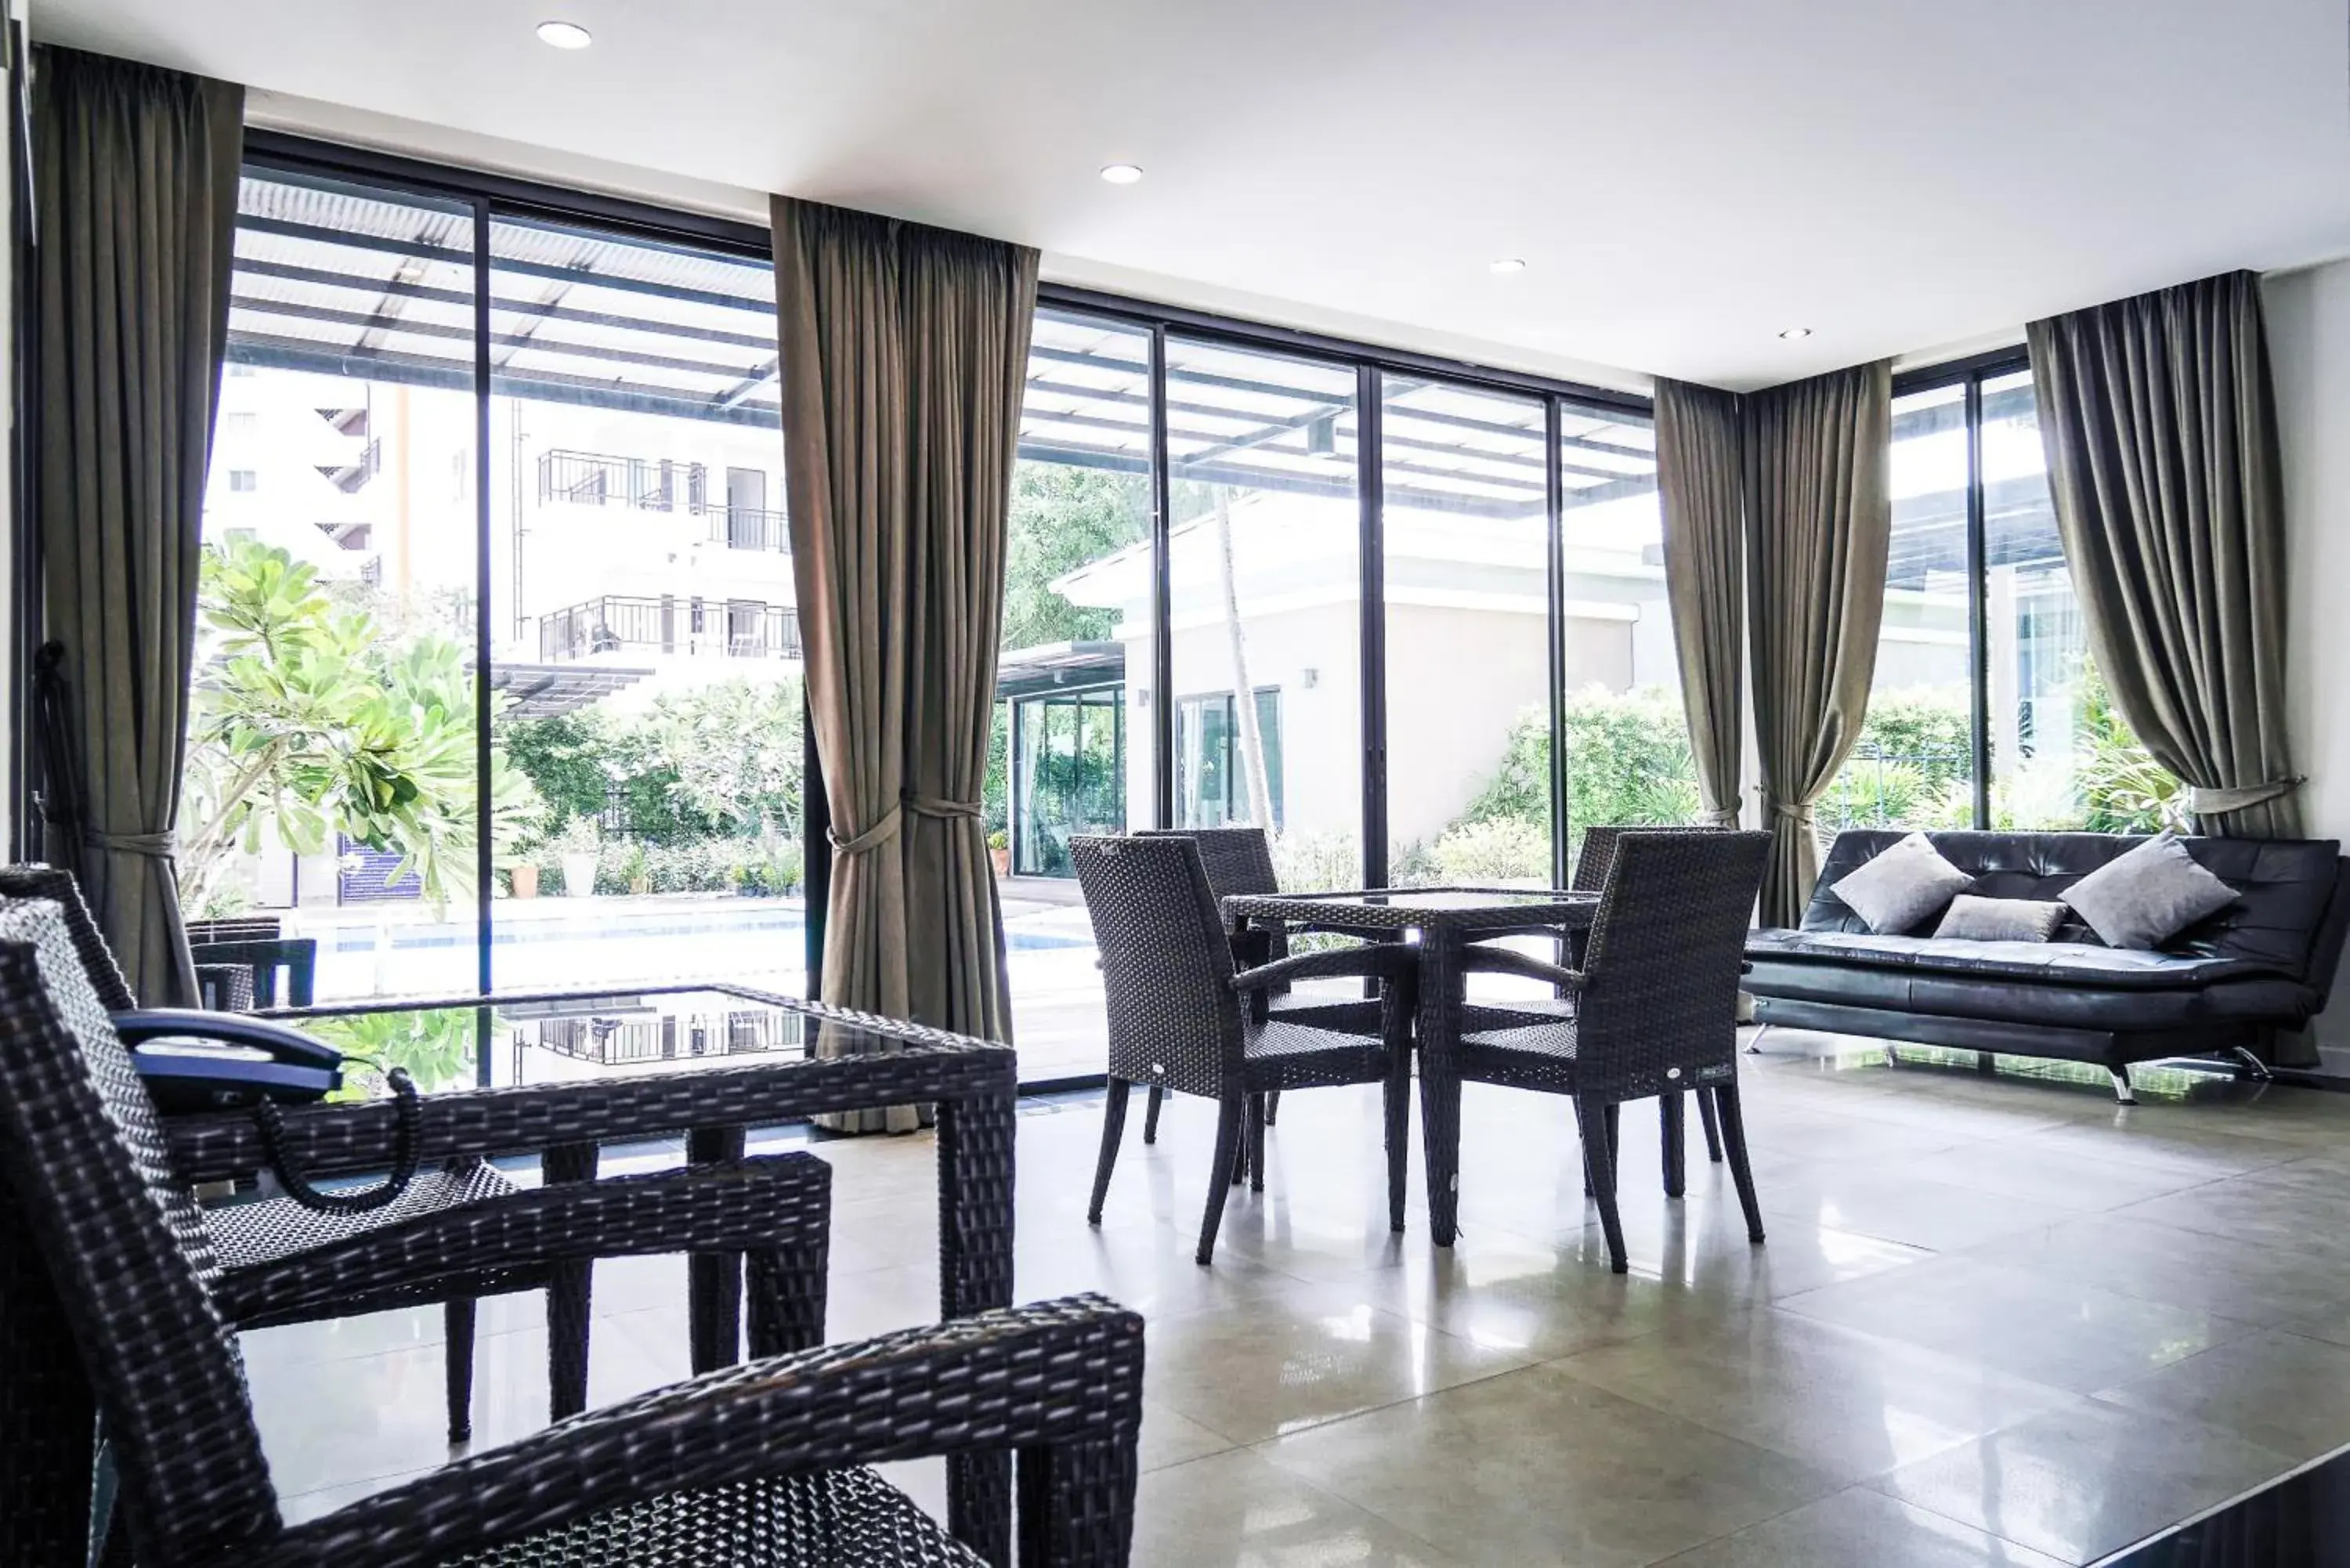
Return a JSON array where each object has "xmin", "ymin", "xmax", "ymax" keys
[
  {"xmin": 1458, "ymin": 947, "xmax": 1585, "ymax": 992},
  {"xmin": 216, "ymin": 1153, "xmax": 832, "ymax": 1325},
  {"xmin": 257, "ymin": 1295, "xmax": 1145, "ymax": 1568},
  {"xmin": 164, "ymin": 1040, "xmax": 1016, "ymax": 1185},
  {"xmin": 1235, "ymin": 943, "xmax": 1413, "ymax": 993}
]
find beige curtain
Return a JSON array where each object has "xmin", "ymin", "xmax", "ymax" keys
[
  {"xmin": 771, "ymin": 197, "xmax": 1035, "ymax": 1129},
  {"xmin": 1746, "ymin": 362, "xmax": 1893, "ymax": 926},
  {"xmin": 2028, "ymin": 271, "xmax": 2300, "ymax": 837},
  {"xmin": 1654, "ymin": 379, "xmax": 1746, "ymax": 829},
  {"xmin": 34, "ymin": 48, "xmax": 243, "ymax": 1006}
]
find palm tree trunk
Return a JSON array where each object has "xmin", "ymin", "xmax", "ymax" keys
[{"xmin": 1213, "ymin": 491, "xmax": 1275, "ymax": 833}]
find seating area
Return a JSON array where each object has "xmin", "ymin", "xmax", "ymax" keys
[{"xmin": 10, "ymin": 9, "xmax": 2350, "ymax": 1566}]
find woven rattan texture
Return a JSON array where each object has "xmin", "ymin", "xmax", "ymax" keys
[
  {"xmin": 1220, "ymin": 887, "xmax": 1593, "ymax": 934},
  {"xmin": 1072, "ymin": 836, "xmax": 1245, "ymax": 1098}
]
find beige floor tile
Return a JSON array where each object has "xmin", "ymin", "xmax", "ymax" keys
[
  {"xmin": 1870, "ymin": 1398, "xmax": 2294, "ymax": 1564},
  {"xmin": 1654, "ymin": 1485, "xmax": 2067, "ymax": 1567},
  {"xmin": 1262, "ymin": 1361, "xmax": 1838, "ymax": 1568},
  {"xmin": 1133, "ymin": 1449, "xmax": 1462, "ymax": 1568},
  {"xmin": 1551, "ymin": 1307, "xmax": 2076, "ymax": 1483},
  {"xmin": 1755, "ymin": 1165, "xmax": 2097, "ymax": 1252},
  {"xmin": 2093, "ymin": 1328, "xmax": 2350, "ymax": 1461},
  {"xmin": 1777, "ymin": 1254, "xmax": 2251, "ymax": 1393},
  {"xmin": 1981, "ymin": 1210, "xmax": 2350, "ymax": 1328}
]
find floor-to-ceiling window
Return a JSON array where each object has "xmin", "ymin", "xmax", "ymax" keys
[
  {"xmin": 483, "ymin": 214, "xmax": 805, "ymax": 1003},
  {"xmin": 1555, "ymin": 397, "xmax": 1690, "ymax": 873},
  {"xmin": 991, "ymin": 307, "xmax": 1157, "ymax": 1078},
  {"xmin": 1835, "ymin": 359, "xmax": 2169, "ymax": 836},
  {"xmin": 1380, "ymin": 378, "xmax": 1551, "ymax": 886},
  {"xmin": 1165, "ymin": 338, "xmax": 1361, "ymax": 890},
  {"xmin": 190, "ymin": 169, "xmax": 483, "ymax": 1003}
]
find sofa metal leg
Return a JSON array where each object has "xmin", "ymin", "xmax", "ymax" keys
[
  {"xmin": 2230, "ymin": 1046, "xmax": 2274, "ymax": 1082},
  {"xmin": 1744, "ymin": 1022, "xmax": 1770, "ymax": 1056},
  {"xmin": 2109, "ymin": 1067, "xmax": 2137, "ymax": 1106}
]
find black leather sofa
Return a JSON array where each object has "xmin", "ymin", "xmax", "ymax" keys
[{"xmin": 1743, "ymin": 830, "xmax": 2350, "ymax": 1100}]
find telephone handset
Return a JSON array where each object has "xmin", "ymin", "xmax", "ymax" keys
[
  {"xmin": 113, "ymin": 1009, "xmax": 421, "ymax": 1216},
  {"xmin": 114, "ymin": 1009, "xmax": 344, "ymax": 1114}
]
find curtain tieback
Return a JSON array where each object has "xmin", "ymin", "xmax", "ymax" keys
[
  {"xmin": 2189, "ymin": 778, "xmax": 2302, "ymax": 815},
  {"xmin": 902, "ymin": 792, "xmax": 983, "ymax": 822},
  {"xmin": 86, "ymin": 829, "xmax": 175, "ymax": 859},
  {"xmin": 1701, "ymin": 805, "xmax": 1741, "ymax": 828},
  {"xmin": 827, "ymin": 806, "xmax": 902, "ymax": 856},
  {"xmin": 1760, "ymin": 795, "xmax": 1813, "ymax": 826}
]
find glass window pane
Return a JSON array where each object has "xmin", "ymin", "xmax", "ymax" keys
[
  {"xmin": 1831, "ymin": 382, "xmax": 1976, "ymax": 833},
  {"xmin": 1166, "ymin": 338, "xmax": 1360, "ymax": 890},
  {"xmin": 484, "ymin": 215, "xmax": 804, "ymax": 1027},
  {"xmin": 1557, "ymin": 399, "xmax": 1691, "ymax": 876},
  {"xmin": 188, "ymin": 170, "xmax": 480, "ymax": 1005},
  {"xmin": 993, "ymin": 308, "xmax": 1155, "ymax": 1078},
  {"xmin": 1381, "ymin": 379, "xmax": 1551, "ymax": 888},
  {"xmin": 1983, "ymin": 370, "xmax": 2177, "ymax": 829}
]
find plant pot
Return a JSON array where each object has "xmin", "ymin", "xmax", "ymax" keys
[
  {"xmin": 561, "ymin": 851, "xmax": 600, "ymax": 898},
  {"xmin": 629, "ymin": 874, "xmax": 652, "ymax": 896},
  {"xmin": 989, "ymin": 847, "xmax": 1010, "ymax": 877},
  {"xmin": 511, "ymin": 864, "xmax": 539, "ymax": 899}
]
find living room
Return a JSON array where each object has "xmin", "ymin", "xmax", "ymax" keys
[{"xmin": 5, "ymin": 4, "xmax": 2350, "ymax": 1566}]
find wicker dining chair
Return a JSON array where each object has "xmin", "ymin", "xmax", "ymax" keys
[
  {"xmin": 1450, "ymin": 830, "xmax": 1771, "ymax": 1274},
  {"xmin": 0, "ymin": 867, "xmax": 815, "ymax": 1452},
  {"xmin": 0, "ymin": 900, "xmax": 1144, "ymax": 1568},
  {"xmin": 1072, "ymin": 835, "xmax": 1416, "ymax": 1263}
]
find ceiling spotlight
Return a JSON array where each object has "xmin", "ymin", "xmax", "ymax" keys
[
  {"xmin": 1099, "ymin": 164, "xmax": 1144, "ymax": 185},
  {"xmin": 537, "ymin": 20, "xmax": 593, "ymax": 49},
  {"xmin": 1778, "ymin": 326, "xmax": 1813, "ymax": 341},
  {"xmin": 1489, "ymin": 258, "xmax": 1528, "ymax": 275}
]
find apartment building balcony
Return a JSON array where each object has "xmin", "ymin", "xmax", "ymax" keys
[
  {"xmin": 537, "ymin": 447, "xmax": 790, "ymax": 554},
  {"xmin": 537, "ymin": 593, "xmax": 802, "ymax": 663}
]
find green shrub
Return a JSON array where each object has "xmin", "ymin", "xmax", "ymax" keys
[{"xmin": 1432, "ymin": 817, "xmax": 1549, "ymax": 884}]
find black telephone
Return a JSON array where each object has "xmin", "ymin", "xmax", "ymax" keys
[{"xmin": 113, "ymin": 1009, "xmax": 345, "ymax": 1114}]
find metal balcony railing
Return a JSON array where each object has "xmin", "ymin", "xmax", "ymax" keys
[
  {"xmin": 536, "ymin": 448, "xmax": 790, "ymax": 554},
  {"xmin": 537, "ymin": 594, "xmax": 803, "ymax": 663}
]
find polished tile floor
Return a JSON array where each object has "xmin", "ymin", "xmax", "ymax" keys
[{"xmin": 241, "ymin": 1029, "xmax": 2350, "ymax": 1566}]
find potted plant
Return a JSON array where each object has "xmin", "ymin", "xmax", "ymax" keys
[
  {"xmin": 552, "ymin": 818, "xmax": 602, "ymax": 898},
  {"xmin": 613, "ymin": 837, "xmax": 652, "ymax": 897},
  {"xmin": 510, "ymin": 862, "xmax": 540, "ymax": 899},
  {"xmin": 989, "ymin": 829, "xmax": 1010, "ymax": 877}
]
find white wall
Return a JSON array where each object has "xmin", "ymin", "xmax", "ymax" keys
[{"xmin": 2261, "ymin": 258, "xmax": 2350, "ymax": 1071}]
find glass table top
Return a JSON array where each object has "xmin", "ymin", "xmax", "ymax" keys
[
  {"xmin": 268, "ymin": 985, "xmax": 907, "ymax": 1097},
  {"xmin": 1221, "ymin": 886, "xmax": 1596, "ymax": 930}
]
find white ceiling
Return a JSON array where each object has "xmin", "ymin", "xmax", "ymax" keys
[{"xmin": 33, "ymin": 0, "xmax": 2350, "ymax": 391}]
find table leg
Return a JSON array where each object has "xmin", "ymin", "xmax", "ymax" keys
[
  {"xmin": 541, "ymin": 1141, "xmax": 598, "ymax": 1420},
  {"xmin": 1416, "ymin": 931, "xmax": 1464, "ymax": 1247},
  {"xmin": 687, "ymin": 1123, "xmax": 747, "ymax": 1372}
]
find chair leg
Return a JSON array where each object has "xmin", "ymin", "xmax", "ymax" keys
[
  {"xmin": 1198, "ymin": 1096, "xmax": 1246, "ymax": 1265},
  {"xmin": 1142, "ymin": 1083, "xmax": 1164, "ymax": 1144},
  {"xmin": 1695, "ymin": 1085, "xmax": 1724, "ymax": 1163},
  {"xmin": 1580, "ymin": 1094, "xmax": 1629, "ymax": 1274},
  {"xmin": 1603, "ymin": 1100, "xmax": 1620, "ymax": 1175},
  {"xmin": 443, "ymin": 1295, "xmax": 476, "ymax": 1443},
  {"xmin": 1383, "ymin": 1060, "xmax": 1411, "ymax": 1234},
  {"xmin": 744, "ymin": 1241, "xmax": 826, "ymax": 1358},
  {"xmin": 1246, "ymin": 1093, "xmax": 1267, "ymax": 1194},
  {"xmin": 1264, "ymin": 1089, "xmax": 1281, "ymax": 1125},
  {"xmin": 1089, "ymin": 1078, "xmax": 1130, "ymax": 1226},
  {"xmin": 1574, "ymin": 1099, "xmax": 1597, "ymax": 1197},
  {"xmin": 1660, "ymin": 1093, "xmax": 1686, "ymax": 1199},
  {"xmin": 1715, "ymin": 1082, "xmax": 1767, "ymax": 1245}
]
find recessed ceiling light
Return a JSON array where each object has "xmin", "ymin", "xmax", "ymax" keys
[
  {"xmin": 537, "ymin": 20, "xmax": 593, "ymax": 49},
  {"xmin": 1778, "ymin": 326, "xmax": 1813, "ymax": 341},
  {"xmin": 1489, "ymin": 258, "xmax": 1528, "ymax": 275},
  {"xmin": 1099, "ymin": 164, "xmax": 1144, "ymax": 185}
]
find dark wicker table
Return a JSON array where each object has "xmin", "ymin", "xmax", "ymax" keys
[
  {"xmin": 1221, "ymin": 887, "xmax": 1596, "ymax": 1246},
  {"xmin": 158, "ymin": 981, "xmax": 1021, "ymax": 1563}
]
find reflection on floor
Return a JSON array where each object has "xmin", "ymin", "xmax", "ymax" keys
[{"xmin": 240, "ymin": 1028, "xmax": 2350, "ymax": 1566}]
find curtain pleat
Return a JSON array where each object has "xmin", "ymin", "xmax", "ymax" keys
[
  {"xmin": 1745, "ymin": 362, "xmax": 1893, "ymax": 927},
  {"xmin": 1654, "ymin": 378, "xmax": 1746, "ymax": 829},
  {"xmin": 771, "ymin": 197, "xmax": 1034, "ymax": 1130},
  {"xmin": 33, "ymin": 47, "xmax": 242, "ymax": 1006},
  {"xmin": 2027, "ymin": 270, "xmax": 2300, "ymax": 838}
]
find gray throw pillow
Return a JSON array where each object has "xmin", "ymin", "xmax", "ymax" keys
[
  {"xmin": 2061, "ymin": 832, "xmax": 2238, "ymax": 950},
  {"xmin": 1830, "ymin": 832, "xmax": 1974, "ymax": 934},
  {"xmin": 1933, "ymin": 894, "xmax": 2068, "ymax": 942}
]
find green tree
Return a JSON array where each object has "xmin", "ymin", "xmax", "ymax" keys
[
  {"xmin": 1000, "ymin": 463, "xmax": 1146, "ymax": 650},
  {"xmin": 177, "ymin": 537, "xmax": 540, "ymax": 915}
]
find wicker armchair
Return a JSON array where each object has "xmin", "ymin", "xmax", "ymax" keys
[
  {"xmin": 1072, "ymin": 835, "xmax": 1415, "ymax": 1263},
  {"xmin": 1451, "ymin": 830, "xmax": 1771, "ymax": 1274},
  {"xmin": 0, "ymin": 902, "xmax": 1142, "ymax": 1567}
]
